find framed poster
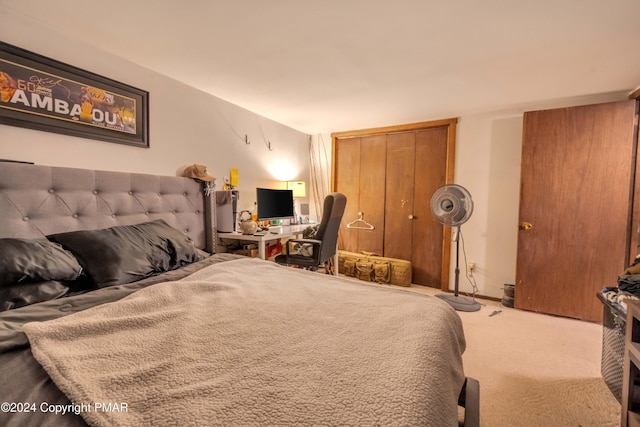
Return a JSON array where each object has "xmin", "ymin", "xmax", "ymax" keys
[{"xmin": 0, "ymin": 42, "xmax": 149, "ymax": 148}]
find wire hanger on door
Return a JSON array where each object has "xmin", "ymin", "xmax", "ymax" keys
[{"xmin": 346, "ymin": 212, "xmax": 375, "ymax": 230}]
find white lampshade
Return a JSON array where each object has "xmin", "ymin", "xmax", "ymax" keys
[{"xmin": 287, "ymin": 181, "xmax": 306, "ymax": 198}]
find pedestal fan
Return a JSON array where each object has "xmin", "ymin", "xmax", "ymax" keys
[{"xmin": 431, "ymin": 184, "xmax": 480, "ymax": 312}]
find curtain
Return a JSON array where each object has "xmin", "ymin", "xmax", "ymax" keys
[{"xmin": 308, "ymin": 134, "xmax": 331, "ymax": 220}]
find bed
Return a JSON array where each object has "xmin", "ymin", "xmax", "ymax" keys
[{"xmin": 0, "ymin": 162, "xmax": 479, "ymax": 427}]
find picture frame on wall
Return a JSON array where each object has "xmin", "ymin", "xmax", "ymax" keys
[{"xmin": 0, "ymin": 41, "xmax": 149, "ymax": 148}]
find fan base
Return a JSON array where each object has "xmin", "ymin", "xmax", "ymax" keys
[{"xmin": 435, "ymin": 293, "xmax": 481, "ymax": 312}]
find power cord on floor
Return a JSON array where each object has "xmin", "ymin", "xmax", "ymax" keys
[{"xmin": 459, "ymin": 229, "xmax": 483, "ymax": 305}]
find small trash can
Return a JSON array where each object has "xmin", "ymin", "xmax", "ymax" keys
[{"xmin": 502, "ymin": 284, "xmax": 515, "ymax": 307}]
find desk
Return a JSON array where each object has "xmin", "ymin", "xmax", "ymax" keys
[{"xmin": 218, "ymin": 225, "xmax": 308, "ymax": 260}]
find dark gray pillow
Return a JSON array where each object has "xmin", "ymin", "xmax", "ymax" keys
[
  {"xmin": 0, "ymin": 280, "xmax": 71, "ymax": 311},
  {"xmin": 0, "ymin": 274, "xmax": 95, "ymax": 311},
  {"xmin": 0, "ymin": 238, "xmax": 83, "ymax": 286},
  {"xmin": 48, "ymin": 219, "xmax": 199, "ymax": 288}
]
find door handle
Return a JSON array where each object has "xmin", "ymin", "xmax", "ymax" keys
[
  {"xmin": 408, "ymin": 214, "xmax": 415, "ymax": 220},
  {"xmin": 519, "ymin": 221, "xmax": 533, "ymax": 231}
]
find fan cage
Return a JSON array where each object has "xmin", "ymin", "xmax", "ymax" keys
[{"xmin": 430, "ymin": 184, "xmax": 473, "ymax": 227}]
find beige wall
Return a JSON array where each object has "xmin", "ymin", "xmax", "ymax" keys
[{"xmin": 0, "ymin": 8, "xmax": 311, "ymax": 217}]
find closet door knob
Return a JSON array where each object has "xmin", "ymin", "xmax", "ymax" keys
[{"xmin": 408, "ymin": 215, "xmax": 415, "ymax": 220}]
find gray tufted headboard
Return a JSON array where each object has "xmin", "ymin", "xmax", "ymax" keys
[{"xmin": 0, "ymin": 162, "xmax": 214, "ymax": 251}]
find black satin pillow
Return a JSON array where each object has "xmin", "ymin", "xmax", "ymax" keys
[
  {"xmin": 0, "ymin": 274, "xmax": 95, "ymax": 312},
  {"xmin": 0, "ymin": 238, "xmax": 83, "ymax": 286},
  {"xmin": 48, "ymin": 219, "xmax": 199, "ymax": 288},
  {"xmin": 0, "ymin": 280, "xmax": 71, "ymax": 311}
]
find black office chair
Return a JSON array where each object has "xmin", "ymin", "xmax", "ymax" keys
[{"xmin": 275, "ymin": 192, "xmax": 346, "ymax": 274}]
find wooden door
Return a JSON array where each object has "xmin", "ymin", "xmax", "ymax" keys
[
  {"xmin": 384, "ymin": 132, "xmax": 416, "ymax": 261},
  {"xmin": 515, "ymin": 100, "xmax": 639, "ymax": 322},
  {"xmin": 383, "ymin": 128, "xmax": 450, "ymax": 288},
  {"xmin": 413, "ymin": 128, "xmax": 449, "ymax": 287},
  {"xmin": 334, "ymin": 135, "xmax": 386, "ymax": 255},
  {"xmin": 334, "ymin": 137, "xmax": 361, "ymax": 252}
]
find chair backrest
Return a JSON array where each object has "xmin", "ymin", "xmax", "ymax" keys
[{"xmin": 314, "ymin": 193, "xmax": 347, "ymax": 264}]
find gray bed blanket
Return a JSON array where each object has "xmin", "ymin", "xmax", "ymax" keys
[
  {"xmin": 0, "ymin": 253, "xmax": 242, "ymax": 352},
  {"xmin": 23, "ymin": 257, "xmax": 466, "ymax": 427}
]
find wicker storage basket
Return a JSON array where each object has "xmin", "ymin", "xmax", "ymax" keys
[{"xmin": 597, "ymin": 291, "xmax": 626, "ymax": 402}]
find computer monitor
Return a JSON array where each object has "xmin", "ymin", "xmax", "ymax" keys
[{"xmin": 256, "ymin": 188, "xmax": 294, "ymax": 221}]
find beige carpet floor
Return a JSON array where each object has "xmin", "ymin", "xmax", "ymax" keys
[{"xmin": 405, "ymin": 285, "xmax": 621, "ymax": 426}]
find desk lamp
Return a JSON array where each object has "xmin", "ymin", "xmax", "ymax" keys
[{"xmin": 287, "ymin": 181, "xmax": 306, "ymax": 224}]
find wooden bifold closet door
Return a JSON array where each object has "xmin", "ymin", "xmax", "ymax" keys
[{"xmin": 332, "ymin": 119, "xmax": 456, "ymax": 289}]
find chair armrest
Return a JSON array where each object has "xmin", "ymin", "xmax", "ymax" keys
[
  {"xmin": 285, "ymin": 238, "xmax": 321, "ymax": 251},
  {"xmin": 458, "ymin": 377, "xmax": 480, "ymax": 427}
]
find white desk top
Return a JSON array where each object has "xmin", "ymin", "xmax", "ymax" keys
[
  {"xmin": 218, "ymin": 224, "xmax": 314, "ymax": 260},
  {"xmin": 218, "ymin": 224, "xmax": 308, "ymax": 241}
]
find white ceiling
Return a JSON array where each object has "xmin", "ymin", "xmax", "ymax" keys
[{"xmin": 2, "ymin": 0, "xmax": 639, "ymax": 134}]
